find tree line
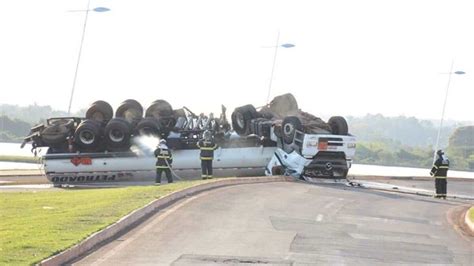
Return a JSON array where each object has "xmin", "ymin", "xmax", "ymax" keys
[{"xmin": 349, "ymin": 114, "xmax": 473, "ymax": 171}]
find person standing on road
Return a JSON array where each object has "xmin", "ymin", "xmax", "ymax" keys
[
  {"xmin": 154, "ymin": 139, "xmax": 173, "ymax": 184},
  {"xmin": 197, "ymin": 130, "xmax": 218, "ymax": 179},
  {"xmin": 430, "ymin": 149, "xmax": 449, "ymax": 199}
]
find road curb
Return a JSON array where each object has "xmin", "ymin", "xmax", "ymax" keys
[
  {"xmin": 348, "ymin": 180, "xmax": 474, "ymax": 200},
  {"xmin": 38, "ymin": 176, "xmax": 292, "ymax": 266},
  {"xmin": 465, "ymin": 207, "xmax": 474, "ymax": 234}
]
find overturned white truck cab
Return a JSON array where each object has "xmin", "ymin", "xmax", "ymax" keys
[{"xmin": 23, "ymin": 93, "xmax": 356, "ymax": 185}]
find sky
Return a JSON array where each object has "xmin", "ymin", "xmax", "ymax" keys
[{"xmin": 0, "ymin": 0, "xmax": 473, "ymax": 122}]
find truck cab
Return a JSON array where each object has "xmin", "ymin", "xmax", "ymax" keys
[{"xmin": 266, "ymin": 128, "xmax": 356, "ymax": 178}]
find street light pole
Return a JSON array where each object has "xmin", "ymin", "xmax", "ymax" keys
[
  {"xmin": 67, "ymin": 1, "xmax": 110, "ymax": 115},
  {"xmin": 266, "ymin": 31, "xmax": 280, "ymax": 104},
  {"xmin": 67, "ymin": 0, "xmax": 91, "ymax": 115},
  {"xmin": 432, "ymin": 61, "xmax": 466, "ymax": 163},
  {"xmin": 265, "ymin": 32, "xmax": 295, "ymax": 104}
]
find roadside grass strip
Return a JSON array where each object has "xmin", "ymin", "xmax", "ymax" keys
[
  {"xmin": 0, "ymin": 155, "xmax": 40, "ymax": 164},
  {"xmin": 0, "ymin": 180, "xmax": 211, "ymax": 265},
  {"xmin": 469, "ymin": 206, "xmax": 474, "ymax": 223}
]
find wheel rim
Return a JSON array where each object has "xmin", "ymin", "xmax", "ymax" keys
[
  {"xmin": 283, "ymin": 123, "xmax": 294, "ymax": 136},
  {"xmin": 91, "ymin": 112, "xmax": 105, "ymax": 121},
  {"xmin": 79, "ymin": 130, "xmax": 95, "ymax": 145},
  {"xmin": 109, "ymin": 129, "xmax": 124, "ymax": 142},
  {"xmin": 124, "ymin": 109, "xmax": 140, "ymax": 121},
  {"xmin": 236, "ymin": 113, "xmax": 245, "ymax": 128}
]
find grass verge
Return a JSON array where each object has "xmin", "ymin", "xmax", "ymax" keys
[
  {"xmin": 0, "ymin": 180, "xmax": 211, "ymax": 265},
  {"xmin": 469, "ymin": 206, "xmax": 474, "ymax": 223},
  {"xmin": 0, "ymin": 155, "xmax": 39, "ymax": 164}
]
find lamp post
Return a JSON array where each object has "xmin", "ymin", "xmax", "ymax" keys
[
  {"xmin": 432, "ymin": 61, "xmax": 465, "ymax": 163},
  {"xmin": 265, "ymin": 31, "xmax": 295, "ymax": 104},
  {"xmin": 67, "ymin": 1, "xmax": 110, "ymax": 115}
]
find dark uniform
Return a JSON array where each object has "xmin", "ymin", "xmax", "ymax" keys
[
  {"xmin": 154, "ymin": 146, "xmax": 173, "ymax": 184},
  {"xmin": 197, "ymin": 138, "xmax": 218, "ymax": 179},
  {"xmin": 430, "ymin": 152, "xmax": 449, "ymax": 198}
]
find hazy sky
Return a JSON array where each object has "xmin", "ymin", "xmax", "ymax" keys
[{"xmin": 0, "ymin": 0, "xmax": 473, "ymax": 121}]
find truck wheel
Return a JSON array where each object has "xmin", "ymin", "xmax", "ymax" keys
[
  {"xmin": 155, "ymin": 117, "xmax": 176, "ymax": 138},
  {"xmin": 85, "ymin": 100, "xmax": 113, "ymax": 122},
  {"xmin": 145, "ymin": 100, "xmax": 174, "ymax": 119},
  {"xmin": 74, "ymin": 119, "xmax": 102, "ymax": 152},
  {"xmin": 105, "ymin": 118, "xmax": 132, "ymax": 151},
  {"xmin": 282, "ymin": 116, "xmax": 302, "ymax": 144},
  {"xmin": 115, "ymin": 99, "xmax": 143, "ymax": 126},
  {"xmin": 328, "ymin": 116, "xmax": 348, "ymax": 135},
  {"xmin": 135, "ymin": 117, "xmax": 161, "ymax": 136},
  {"xmin": 231, "ymin": 104, "xmax": 257, "ymax": 136}
]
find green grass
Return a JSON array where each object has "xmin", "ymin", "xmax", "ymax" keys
[
  {"xmin": 469, "ymin": 206, "xmax": 474, "ymax": 223},
  {"xmin": 0, "ymin": 155, "xmax": 39, "ymax": 164},
  {"xmin": 0, "ymin": 180, "xmax": 212, "ymax": 265}
]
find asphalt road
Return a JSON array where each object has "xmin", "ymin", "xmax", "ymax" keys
[{"xmin": 74, "ymin": 182, "xmax": 473, "ymax": 265}]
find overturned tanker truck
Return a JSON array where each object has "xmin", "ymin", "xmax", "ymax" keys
[{"xmin": 22, "ymin": 93, "xmax": 356, "ymax": 185}]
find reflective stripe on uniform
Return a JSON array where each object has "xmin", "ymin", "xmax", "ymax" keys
[
  {"xmin": 157, "ymin": 156, "xmax": 171, "ymax": 159},
  {"xmin": 200, "ymin": 146, "xmax": 217, "ymax": 151},
  {"xmin": 432, "ymin": 165, "xmax": 439, "ymax": 169},
  {"xmin": 435, "ymin": 176, "xmax": 446, "ymax": 179},
  {"xmin": 439, "ymin": 166, "xmax": 449, "ymax": 169},
  {"xmin": 156, "ymin": 166, "xmax": 169, "ymax": 169},
  {"xmin": 201, "ymin": 157, "xmax": 213, "ymax": 160}
]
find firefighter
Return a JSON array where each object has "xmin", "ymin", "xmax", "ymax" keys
[
  {"xmin": 197, "ymin": 130, "xmax": 218, "ymax": 179},
  {"xmin": 154, "ymin": 139, "xmax": 173, "ymax": 184},
  {"xmin": 430, "ymin": 149, "xmax": 449, "ymax": 199}
]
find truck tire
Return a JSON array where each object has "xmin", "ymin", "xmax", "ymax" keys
[
  {"xmin": 231, "ymin": 104, "xmax": 257, "ymax": 136},
  {"xmin": 41, "ymin": 120, "xmax": 74, "ymax": 146},
  {"xmin": 328, "ymin": 116, "xmax": 348, "ymax": 135},
  {"xmin": 105, "ymin": 118, "xmax": 132, "ymax": 151},
  {"xmin": 86, "ymin": 100, "xmax": 113, "ymax": 122},
  {"xmin": 74, "ymin": 120, "xmax": 102, "ymax": 152},
  {"xmin": 145, "ymin": 100, "xmax": 174, "ymax": 119},
  {"xmin": 135, "ymin": 117, "xmax": 161, "ymax": 136},
  {"xmin": 282, "ymin": 116, "xmax": 302, "ymax": 144},
  {"xmin": 158, "ymin": 117, "xmax": 177, "ymax": 136},
  {"xmin": 115, "ymin": 99, "xmax": 143, "ymax": 126}
]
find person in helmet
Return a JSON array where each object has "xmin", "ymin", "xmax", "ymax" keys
[
  {"xmin": 154, "ymin": 139, "xmax": 173, "ymax": 184},
  {"xmin": 197, "ymin": 130, "xmax": 218, "ymax": 179},
  {"xmin": 430, "ymin": 150, "xmax": 449, "ymax": 199}
]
